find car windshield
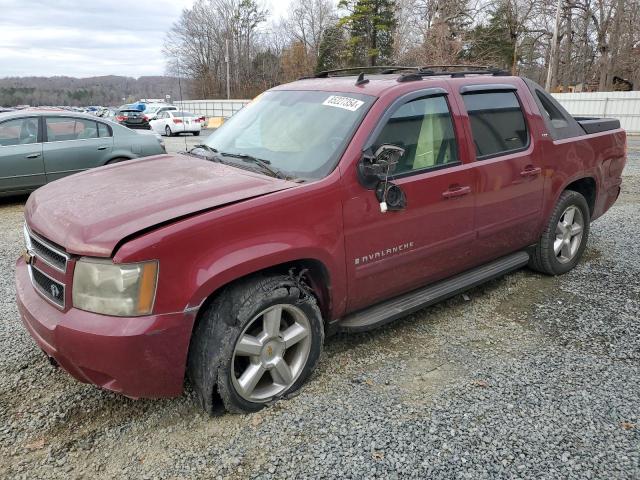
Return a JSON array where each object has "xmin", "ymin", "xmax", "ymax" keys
[
  {"xmin": 174, "ymin": 111, "xmax": 195, "ymax": 117},
  {"xmin": 203, "ymin": 90, "xmax": 375, "ymax": 179}
]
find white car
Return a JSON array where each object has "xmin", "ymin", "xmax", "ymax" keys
[
  {"xmin": 143, "ymin": 104, "xmax": 178, "ymax": 121},
  {"xmin": 149, "ymin": 111, "xmax": 202, "ymax": 137}
]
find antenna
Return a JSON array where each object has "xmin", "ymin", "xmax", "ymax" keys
[{"xmin": 175, "ymin": 59, "xmax": 188, "ymax": 152}]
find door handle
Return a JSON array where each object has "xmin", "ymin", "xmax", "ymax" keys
[
  {"xmin": 26, "ymin": 153, "xmax": 40, "ymax": 159},
  {"xmin": 520, "ymin": 166, "xmax": 542, "ymax": 177},
  {"xmin": 97, "ymin": 146, "xmax": 108, "ymax": 150},
  {"xmin": 442, "ymin": 185, "xmax": 471, "ymax": 199}
]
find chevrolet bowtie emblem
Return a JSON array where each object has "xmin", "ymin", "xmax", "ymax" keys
[{"xmin": 22, "ymin": 250, "xmax": 34, "ymax": 265}]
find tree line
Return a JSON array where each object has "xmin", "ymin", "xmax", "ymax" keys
[
  {"xmin": 0, "ymin": 76, "xmax": 183, "ymax": 107},
  {"xmin": 164, "ymin": 0, "xmax": 640, "ymax": 99}
]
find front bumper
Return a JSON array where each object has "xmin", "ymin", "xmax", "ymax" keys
[{"xmin": 15, "ymin": 257, "xmax": 195, "ymax": 398}]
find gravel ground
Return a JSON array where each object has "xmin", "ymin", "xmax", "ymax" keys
[
  {"xmin": 164, "ymin": 129, "xmax": 215, "ymax": 154},
  {"xmin": 0, "ymin": 141, "xmax": 638, "ymax": 479}
]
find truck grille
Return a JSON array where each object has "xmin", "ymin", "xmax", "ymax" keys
[
  {"xmin": 23, "ymin": 223, "xmax": 69, "ymax": 309},
  {"xmin": 24, "ymin": 224, "xmax": 68, "ymax": 272},
  {"xmin": 31, "ymin": 266, "xmax": 65, "ymax": 307}
]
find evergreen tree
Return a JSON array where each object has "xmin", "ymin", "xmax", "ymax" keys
[
  {"xmin": 316, "ymin": 24, "xmax": 348, "ymax": 72},
  {"xmin": 338, "ymin": 0, "xmax": 396, "ymax": 66},
  {"xmin": 462, "ymin": 4, "xmax": 515, "ymax": 70}
]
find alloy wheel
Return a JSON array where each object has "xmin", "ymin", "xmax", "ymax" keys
[
  {"xmin": 554, "ymin": 205, "xmax": 584, "ymax": 263},
  {"xmin": 231, "ymin": 304, "xmax": 312, "ymax": 402}
]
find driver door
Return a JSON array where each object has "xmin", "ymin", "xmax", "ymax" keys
[{"xmin": 343, "ymin": 92, "xmax": 477, "ymax": 311}]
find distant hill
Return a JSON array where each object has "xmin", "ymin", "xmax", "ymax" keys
[{"xmin": 0, "ymin": 75, "xmax": 191, "ymax": 107}]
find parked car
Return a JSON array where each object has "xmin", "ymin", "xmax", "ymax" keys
[
  {"xmin": 149, "ymin": 110, "xmax": 202, "ymax": 136},
  {"xmin": 114, "ymin": 109, "xmax": 151, "ymax": 129},
  {"xmin": 143, "ymin": 104, "xmax": 178, "ymax": 121},
  {"xmin": 16, "ymin": 68, "xmax": 626, "ymax": 414},
  {"xmin": 0, "ymin": 110, "xmax": 165, "ymax": 196},
  {"xmin": 135, "ymin": 128, "xmax": 166, "ymax": 152}
]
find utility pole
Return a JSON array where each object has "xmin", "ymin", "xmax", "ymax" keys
[
  {"xmin": 225, "ymin": 39, "xmax": 231, "ymax": 100},
  {"xmin": 545, "ymin": 0, "xmax": 563, "ymax": 91}
]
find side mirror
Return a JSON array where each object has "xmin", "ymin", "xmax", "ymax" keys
[{"xmin": 357, "ymin": 144, "xmax": 405, "ymax": 189}]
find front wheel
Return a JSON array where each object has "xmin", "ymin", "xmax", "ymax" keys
[
  {"xmin": 193, "ymin": 131, "xmax": 200, "ymax": 136},
  {"xmin": 529, "ymin": 190, "xmax": 590, "ymax": 275},
  {"xmin": 188, "ymin": 274, "xmax": 324, "ymax": 414}
]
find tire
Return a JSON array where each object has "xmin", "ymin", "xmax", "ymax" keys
[
  {"xmin": 529, "ymin": 190, "xmax": 590, "ymax": 275},
  {"xmin": 188, "ymin": 274, "xmax": 324, "ymax": 414},
  {"xmin": 165, "ymin": 126, "xmax": 172, "ymax": 137},
  {"xmin": 193, "ymin": 131, "xmax": 200, "ymax": 136}
]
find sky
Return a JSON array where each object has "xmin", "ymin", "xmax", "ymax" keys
[{"xmin": 0, "ymin": 0, "xmax": 293, "ymax": 78}]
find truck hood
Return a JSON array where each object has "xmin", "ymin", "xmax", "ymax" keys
[{"xmin": 25, "ymin": 154, "xmax": 296, "ymax": 257}]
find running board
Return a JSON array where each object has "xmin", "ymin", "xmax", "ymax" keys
[{"xmin": 338, "ymin": 251, "xmax": 530, "ymax": 332}]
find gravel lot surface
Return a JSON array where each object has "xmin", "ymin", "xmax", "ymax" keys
[
  {"xmin": 164, "ymin": 129, "xmax": 214, "ymax": 154},
  {"xmin": 0, "ymin": 140, "xmax": 638, "ymax": 479}
]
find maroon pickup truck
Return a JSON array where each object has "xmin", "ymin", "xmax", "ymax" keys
[{"xmin": 16, "ymin": 68, "xmax": 626, "ymax": 414}]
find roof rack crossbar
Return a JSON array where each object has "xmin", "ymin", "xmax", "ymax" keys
[
  {"xmin": 397, "ymin": 68, "xmax": 510, "ymax": 82},
  {"xmin": 301, "ymin": 65, "xmax": 511, "ymax": 82},
  {"xmin": 314, "ymin": 66, "xmax": 420, "ymax": 78}
]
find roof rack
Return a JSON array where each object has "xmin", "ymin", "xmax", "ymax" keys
[
  {"xmin": 397, "ymin": 66, "xmax": 510, "ymax": 82},
  {"xmin": 313, "ymin": 66, "xmax": 420, "ymax": 78},
  {"xmin": 298, "ymin": 65, "xmax": 511, "ymax": 85}
]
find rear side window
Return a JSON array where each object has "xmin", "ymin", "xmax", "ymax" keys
[
  {"xmin": 46, "ymin": 117, "xmax": 98, "ymax": 141},
  {"xmin": 373, "ymin": 95, "xmax": 458, "ymax": 175},
  {"xmin": 97, "ymin": 123, "xmax": 112, "ymax": 137},
  {"xmin": 536, "ymin": 91, "xmax": 568, "ymax": 129},
  {"xmin": 462, "ymin": 92, "xmax": 529, "ymax": 159},
  {"xmin": 0, "ymin": 117, "xmax": 39, "ymax": 146}
]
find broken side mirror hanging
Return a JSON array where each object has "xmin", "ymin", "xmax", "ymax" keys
[{"xmin": 357, "ymin": 144, "xmax": 407, "ymax": 212}]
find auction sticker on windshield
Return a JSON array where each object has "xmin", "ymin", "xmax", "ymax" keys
[{"xmin": 322, "ymin": 95, "xmax": 364, "ymax": 112}]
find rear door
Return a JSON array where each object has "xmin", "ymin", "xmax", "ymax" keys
[
  {"xmin": 343, "ymin": 90, "xmax": 477, "ymax": 311},
  {"xmin": 0, "ymin": 116, "xmax": 45, "ymax": 193},
  {"xmin": 43, "ymin": 116, "xmax": 113, "ymax": 182},
  {"xmin": 456, "ymin": 84, "xmax": 545, "ymax": 261}
]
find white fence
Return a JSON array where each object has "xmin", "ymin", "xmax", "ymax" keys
[
  {"xmin": 178, "ymin": 92, "xmax": 640, "ymax": 134},
  {"xmin": 552, "ymin": 91, "xmax": 640, "ymax": 134},
  {"xmin": 173, "ymin": 99, "xmax": 250, "ymax": 118}
]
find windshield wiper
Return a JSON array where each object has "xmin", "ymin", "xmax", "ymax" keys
[
  {"xmin": 192, "ymin": 144, "xmax": 217, "ymax": 153},
  {"xmin": 218, "ymin": 151, "xmax": 286, "ymax": 179}
]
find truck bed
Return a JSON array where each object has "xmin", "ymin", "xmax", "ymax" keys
[{"xmin": 574, "ymin": 117, "xmax": 621, "ymax": 135}]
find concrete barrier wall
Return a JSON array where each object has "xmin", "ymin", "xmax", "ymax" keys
[
  {"xmin": 552, "ymin": 91, "xmax": 640, "ymax": 134},
  {"xmin": 173, "ymin": 99, "xmax": 250, "ymax": 119}
]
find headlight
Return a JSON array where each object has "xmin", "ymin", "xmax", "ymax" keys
[{"xmin": 72, "ymin": 259, "xmax": 158, "ymax": 316}]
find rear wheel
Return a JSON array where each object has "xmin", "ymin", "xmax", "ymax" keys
[
  {"xmin": 165, "ymin": 125, "xmax": 172, "ymax": 137},
  {"xmin": 529, "ymin": 190, "xmax": 590, "ymax": 275},
  {"xmin": 193, "ymin": 131, "xmax": 200, "ymax": 136},
  {"xmin": 188, "ymin": 274, "xmax": 324, "ymax": 414}
]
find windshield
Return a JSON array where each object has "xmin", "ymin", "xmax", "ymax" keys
[{"xmin": 203, "ymin": 90, "xmax": 374, "ymax": 179}]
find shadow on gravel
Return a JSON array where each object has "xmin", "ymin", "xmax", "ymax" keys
[{"xmin": 0, "ymin": 193, "xmax": 29, "ymax": 207}]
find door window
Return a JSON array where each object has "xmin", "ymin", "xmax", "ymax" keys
[
  {"xmin": 373, "ymin": 95, "xmax": 458, "ymax": 175},
  {"xmin": 97, "ymin": 122, "xmax": 112, "ymax": 137},
  {"xmin": 0, "ymin": 118, "xmax": 39, "ymax": 146},
  {"xmin": 462, "ymin": 91, "xmax": 529, "ymax": 159},
  {"xmin": 45, "ymin": 117, "xmax": 98, "ymax": 141}
]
